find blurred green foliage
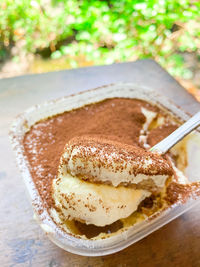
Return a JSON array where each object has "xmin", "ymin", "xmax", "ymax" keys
[{"xmin": 0, "ymin": 0, "xmax": 200, "ymax": 78}]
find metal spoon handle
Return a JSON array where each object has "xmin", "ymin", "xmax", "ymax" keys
[{"xmin": 150, "ymin": 111, "xmax": 200, "ymax": 154}]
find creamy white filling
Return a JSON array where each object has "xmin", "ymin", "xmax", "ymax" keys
[
  {"xmin": 139, "ymin": 107, "xmax": 157, "ymax": 146},
  {"xmin": 141, "ymin": 107, "xmax": 157, "ymax": 131},
  {"xmin": 52, "ymin": 173, "xmax": 150, "ymax": 227}
]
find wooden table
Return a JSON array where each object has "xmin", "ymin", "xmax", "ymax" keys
[{"xmin": 1, "ymin": 60, "xmax": 200, "ymax": 267}]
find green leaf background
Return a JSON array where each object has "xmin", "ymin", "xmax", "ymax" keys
[{"xmin": 0, "ymin": 0, "xmax": 200, "ymax": 79}]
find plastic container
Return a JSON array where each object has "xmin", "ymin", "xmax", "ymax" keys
[{"xmin": 10, "ymin": 83, "xmax": 200, "ymax": 256}]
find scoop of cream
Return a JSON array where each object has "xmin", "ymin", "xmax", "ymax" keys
[
  {"xmin": 52, "ymin": 135, "xmax": 172, "ymax": 227},
  {"xmin": 52, "ymin": 173, "xmax": 150, "ymax": 227},
  {"xmin": 60, "ymin": 136, "xmax": 173, "ymax": 189}
]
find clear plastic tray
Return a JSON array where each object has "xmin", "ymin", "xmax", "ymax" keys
[{"xmin": 10, "ymin": 83, "xmax": 200, "ymax": 256}]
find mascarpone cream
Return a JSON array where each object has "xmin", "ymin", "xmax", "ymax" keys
[{"xmin": 52, "ymin": 173, "xmax": 150, "ymax": 226}]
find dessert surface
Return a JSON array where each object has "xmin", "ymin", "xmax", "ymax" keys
[
  {"xmin": 24, "ymin": 98, "xmax": 161, "ymax": 209},
  {"xmin": 23, "ymin": 98, "xmax": 199, "ymax": 239}
]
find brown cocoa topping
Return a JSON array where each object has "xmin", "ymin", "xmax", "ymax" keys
[
  {"xmin": 165, "ymin": 182, "xmax": 200, "ymax": 204},
  {"xmin": 63, "ymin": 135, "xmax": 174, "ymax": 179},
  {"xmin": 147, "ymin": 124, "xmax": 177, "ymax": 146},
  {"xmin": 23, "ymin": 98, "xmax": 157, "ymax": 209},
  {"xmin": 23, "ymin": 97, "xmax": 199, "ymax": 220}
]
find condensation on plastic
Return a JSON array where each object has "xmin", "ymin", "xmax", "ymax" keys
[{"xmin": 9, "ymin": 83, "xmax": 200, "ymax": 256}]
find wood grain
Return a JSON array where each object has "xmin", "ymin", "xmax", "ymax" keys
[{"xmin": 1, "ymin": 60, "xmax": 200, "ymax": 267}]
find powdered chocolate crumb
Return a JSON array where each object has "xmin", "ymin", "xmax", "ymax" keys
[
  {"xmin": 23, "ymin": 98, "xmax": 180, "ymax": 212},
  {"xmin": 165, "ymin": 182, "xmax": 200, "ymax": 204},
  {"xmin": 147, "ymin": 124, "xmax": 177, "ymax": 146}
]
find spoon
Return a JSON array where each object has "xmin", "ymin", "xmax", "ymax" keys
[{"xmin": 149, "ymin": 111, "xmax": 200, "ymax": 154}]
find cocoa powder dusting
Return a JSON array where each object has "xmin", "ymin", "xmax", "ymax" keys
[
  {"xmin": 64, "ymin": 135, "xmax": 174, "ymax": 177},
  {"xmin": 24, "ymin": 98, "xmax": 155, "ymax": 209},
  {"xmin": 165, "ymin": 182, "xmax": 200, "ymax": 204},
  {"xmin": 147, "ymin": 124, "xmax": 177, "ymax": 146},
  {"xmin": 22, "ymin": 97, "xmax": 192, "ymax": 214}
]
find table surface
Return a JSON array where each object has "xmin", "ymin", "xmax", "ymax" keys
[{"xmin": 1, "ymin": 60, "xmax": 200, "ymax": 267}]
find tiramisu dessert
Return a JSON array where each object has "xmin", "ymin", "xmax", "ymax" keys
[{"xmin": 23, "ymin": 98, "xmax": 200, "ymax": 239}]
